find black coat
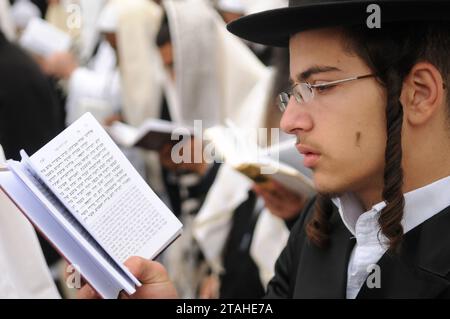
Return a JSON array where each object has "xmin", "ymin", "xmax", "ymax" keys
[
  {"xmin": 266, "ymin": 198, "xmax": 450, "ymax": 298},
  {"xmin": 0, "ymin": 32, "xmax": 63, "ymax": 161},
  {"xmin": 0, "ymin": 32, "xmax": 64, "ymax": 267}
]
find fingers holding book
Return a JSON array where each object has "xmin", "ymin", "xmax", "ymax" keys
[
  {"xmin": 253, "ymin": 180, "xmax": 308, "ymax": 221},
  {"xmin": 78, "ymin": 256, "xmax": 179, "ymax": 299}
]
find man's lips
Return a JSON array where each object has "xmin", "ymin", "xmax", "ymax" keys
[{"xmin": 296, "ymin": 144, "xmax": 321, "ymax": 168}]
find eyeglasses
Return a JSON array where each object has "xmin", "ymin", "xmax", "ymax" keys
[{"xmin": 277, "ymin": 74, "xmax": 376, "ymax": 112}]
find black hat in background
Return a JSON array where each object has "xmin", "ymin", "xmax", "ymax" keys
[{"xmin": 227, "ymin": 0, "xmax": 450, "ymax": 47}]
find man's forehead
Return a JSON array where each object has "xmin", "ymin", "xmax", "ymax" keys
[
  {"xmin": 288, "ymin": 27, "xmax": 346, "ymax": 51},
  {"xmin": 288, "ymin": 27, "xmax": 357, "ymax": 80}
]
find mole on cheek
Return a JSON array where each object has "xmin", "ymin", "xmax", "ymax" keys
[{"xmin": 356, "ymin": 132, "xmax": 361, "ymax": 147}]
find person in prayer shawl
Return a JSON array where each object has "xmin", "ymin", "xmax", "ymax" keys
[
  {"xmin": 45, "ymin": 0, "xmax": 80, "ymax": 39},
  {"xmin": 215, "ymin": 0, "xmax": 288, "ymax": 66},
  {"xmin": 194, "ymin": 48, "xmax": 310, "ymax": 299},
  {"xmin": 41, "ymin": 0, "xmax": 120, "ymax": 126},
  {"xmin": 10, "ymin": 0, "xmax": 40, "ymax": 35},
  {"xmin": 79, "ymin": 0, "xmax": 450, "ymax": 300},
  {"xmin": 152, "ymin": 0, "xmax": 267, "ymax": 207},
  {"xmin": 0, "ymin": 24, "xmax": 62, "ymax": 298},
  {"xmin": 78, "ymin": 0, "xmax": 108, "ymax": 63},
  {"xmin": 77, "ymin": 0, "xmax": 265, "ymax": 298},
  {"xmin": 18, "ymin": 0, "xmax": 48, "ymax": 18},
  {"xmin": 215, "ymin": 0, "xmax": 245, "ymax": 24},
  {"xmin": 154, "ymin": 0, "xmax": 272, "ymax": 298}
]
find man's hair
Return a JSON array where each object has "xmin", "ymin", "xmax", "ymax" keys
[{"xmin": 306, "ymin": 22, "xmax": 450, "ymax": 252}]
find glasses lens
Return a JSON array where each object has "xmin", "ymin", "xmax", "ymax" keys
[
  {"xmin": 297, "ymin": 83, "xmax": 314, "ymax": 103},
  {"xmin": 277, "ymin": 92, "xmax": 290, "ymax": 112}
]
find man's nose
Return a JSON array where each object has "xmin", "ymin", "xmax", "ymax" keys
[{"xmin": 280, "ymin": 98, "xmax": 313, "ymax": 135}]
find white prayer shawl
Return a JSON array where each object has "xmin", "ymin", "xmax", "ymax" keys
[
  {"xmin": 10, "ymin": 0, "xmax": 40, "ymax": 30},
  {"xmin": 116, "ymin": 0, "xmax": 164, "ymax": 127},
  {"xmin": 242, "ymin": 0, "xmax": 288, "ymax": 14},
  {"xmin": 0, "ymin": 145, "xmax": 5, "ymax": 164},
  {"xmin": 217, "ymin": 0, "xmax": 287, "ymax": 15},
  {"xmin": 0, "ymin": 0, "xmax": 16, "ymax": 40},
  {"xmin": 193, "ymin": 164, "xmax": 253, "ymax": 274},
  {"xmin": 163, "ymin": 0, "xmax": 267, "ymax": 128},
  {"xmin": 97, "ymin": 0, "xmax": 118, "ymax": 33},
  {"xmin": 217, "ymin": 0, "xmax": 246, "ymax": 13},
  {"xmin": 79, "ymin": 0, "xmax": 107, "ymax": 61},
  {"xmin": 65, "ymin": 40, "xmax": 120, "ymax": 125},
  {"xmin": 193, "ymin": 69, "xmax": 289, "ymax": 277},
  {"xmin": 250, "ymin": 208, "xmax": 290, "ymax": 287},
  {"xmin": 0, "ymin": 146, "xmax": 60, "ymax": 299},
  {"xmin": 45, "ymin": 0, "xmax": 81, "ymax": 38}
]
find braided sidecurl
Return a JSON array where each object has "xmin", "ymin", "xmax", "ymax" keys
[{"xmin": 378, "ymin": 70, "xmax": 405, "ymax": 252}]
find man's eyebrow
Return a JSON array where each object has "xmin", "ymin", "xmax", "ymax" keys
[{"xmin": 290, "ymin": 65, "xmax": 342, "ymax": 83}]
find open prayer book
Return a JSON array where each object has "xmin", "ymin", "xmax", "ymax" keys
[
  {"xmin": 204, "ymin": 123, "xmax": 315, "ymax": 197},
  {"xmin": 19, "ymin": 17, "xmax": 72, "ymax": 57},
  {"xmin": 0, "ymin": 113, "xmax": 183, "ymax": 299},
  {"xmin": 107, "ymin": 119, "xmax": 194, "ymax": 151}
]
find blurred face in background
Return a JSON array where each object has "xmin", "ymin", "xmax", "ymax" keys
[
  {"xmin": 159, "ymin": 41, "xmax": 175, "ymax": 81},
  {"xmin": 103, "ymin": 32, "xmax": 117, "ymax": 51},
  {"xmin": 219, "ymin": 10, "xmax": 243, "ymax": 24}
]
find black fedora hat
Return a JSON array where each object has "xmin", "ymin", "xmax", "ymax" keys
[{"xmin": 227, "ymin": 0, "xmax": 450, "ymax": 47}]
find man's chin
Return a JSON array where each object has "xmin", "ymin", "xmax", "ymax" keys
[{"xmin": 313, "ymin": 179, "xmax": 344, "ymax": 198}]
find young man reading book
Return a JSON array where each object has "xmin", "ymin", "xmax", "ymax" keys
[{"xmin": 79, "ymin": 0, "xmax": 450, "ymax": 299}]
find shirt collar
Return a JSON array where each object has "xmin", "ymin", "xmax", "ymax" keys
[{"xmin": 332, "ymin": 175, "xmax": 450, "ymax": 236}]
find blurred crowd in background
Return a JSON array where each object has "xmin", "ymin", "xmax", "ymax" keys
[{"xmin": 0, "ymin": 0, "xmax": 313, "ymax": 299}]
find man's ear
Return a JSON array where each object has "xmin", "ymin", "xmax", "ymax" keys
[{"xmin": 399, "ymin": 61, "xmax": 446, "ymax": 126}]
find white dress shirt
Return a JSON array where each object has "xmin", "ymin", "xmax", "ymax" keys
[{"xmin": 332, "ymin": 175, "xmax": 450, "ymax": 299}]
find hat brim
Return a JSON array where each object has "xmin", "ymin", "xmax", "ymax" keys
[{"xmin": 227, "ymin": 1, "xmax": 450, "ymax": 47}]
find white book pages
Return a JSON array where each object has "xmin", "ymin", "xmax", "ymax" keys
[
  {"xmin": 27, "ymin": 113, "xmax": 182, "ymax": 265},
  {"xmin": 19, "ymin": 17, "xmax": 71, "ymax": 56},
  {"xmin": 6, "ymin": 160, "xmax": 136, "ymax": 294},
  {"xmin": 0, "ymin": 169, "xmax": 124, "ymax": 299}
]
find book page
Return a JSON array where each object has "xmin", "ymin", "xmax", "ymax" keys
[
  {"xmin": 28, "ymin": 113, "xmax": 182, "ymax": 263},
  {"xmin": 0, "ymin": 168, "xmax": 131, "ymax": 298},
  {"xmin": 107, "ymin": 122, "xmax": 139, "ymax": 147},
  {"xmin": 5, "ymin": 161, "xmax": 134, "ymax": 292}
]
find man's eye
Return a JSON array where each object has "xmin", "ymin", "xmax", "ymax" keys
[{"xmin": 315, "ymin": 84, "xmax": 335, "ymax": 93}]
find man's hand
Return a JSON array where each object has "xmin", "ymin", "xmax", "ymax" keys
[
  {"xmin": 159, "ymin": 137, "xmax": 209, "ymax": 175},
  {"xmin": 198, "ymin": 274, "xmax": 219, "ymax": 299},
  {"xmin": 45, "ymin": 52, "xmax": 78, "ymax": 79},
  {"xmin": 253, "ymin": 180, "xmax": 307, "ymax": 221},
  {"xmin": 103, "ymin": 113, "xmax": 123, "ymax": 127},
  {"xmin": 77, "ymin": 256, "xmax": 179, "ymax": 299}
]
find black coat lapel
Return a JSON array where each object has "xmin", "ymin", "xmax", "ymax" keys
[
  {"xmin": 358, "ymin": 206, "xmax": 450, "ymax": 298},
  {"xmin": 293, "ymin": 207, "xmax": 355, "ymax": 298}
]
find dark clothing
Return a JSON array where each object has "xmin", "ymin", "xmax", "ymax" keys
[
  {"xmin": 0, "ymin": 32, "xmax": 64, "ymax": 267},
  {"xmin": 266, "ymin": 198, "xmax": 450, "ymax": 298},
  {"xmin": 160, "ymin": 96, "xmax": 182, "ymax": 215},
  {"xmin": 0, "ymin": 32, "xmax": 63, "ymax": 160},
  {"xmin": 220, "ymin": 191, "xmax": 266, "ymax": 299}
]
